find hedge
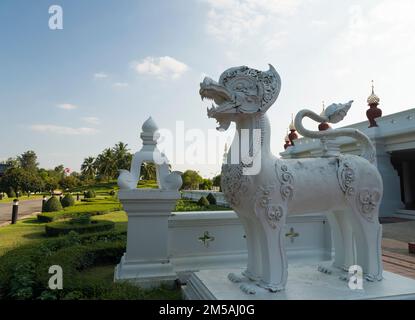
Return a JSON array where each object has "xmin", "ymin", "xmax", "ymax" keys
[
  {"xmin": 0, "ymin": 235, "xmax": 126, "ymax": 300},
  {"xmin": 61, "ymin": 194, "xmax": 75, "ymax": 208},
  {"xmin": 206, "ymin": 193, "xmax": 217, "ymax": 205},
  {"xmin": 37, "ymin": 209, "xmax": 114, "ymax": 223},
  {"xmin": 84, "ymin": 190, "xmax": 96, "ymax": 199},
  {"xmin": 197, "ymin": 196, "xmax": 210, "ymax": 207},
  {"xmin": 45, "ymin": 220, "xmax": 115, "ymax": 237},
  {"xmin": 36, "ymin": 201, "xmax": 122, "ymax": 223},
  {"xmin": 43, "ymin": 196, "xmax": 63, "ymax": 212}
]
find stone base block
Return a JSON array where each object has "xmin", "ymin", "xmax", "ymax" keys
[
  {"xmin": 183, "ymin": 263, "xmax": 415, "ymax": 300},
  {"xmin": 114, "ymin": 254, "xmax": 178, "ymax": 289}
]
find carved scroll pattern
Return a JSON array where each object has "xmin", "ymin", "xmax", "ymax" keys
[
  {"xmin": 221, "ymin": 163, "xmax": 250, "ymax": 207},
  {"xmin": 357, "ymin": 189, "xmax": 381, "ymax": 222},
  {"xmin": 253, "ymin": 185, "xmax": 283, "ymax": 229},
  {"xmin": 337, "ymin": 158, "xmax": 357, "ymax": 197},
  {"xmin": 275, "ymin": 162, "xmax": 294, "ymax": 202}
]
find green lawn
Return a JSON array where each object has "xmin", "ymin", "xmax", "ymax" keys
[{"xmin": 0, "ymin": 218, "xmax": 47, "ymax": 256}]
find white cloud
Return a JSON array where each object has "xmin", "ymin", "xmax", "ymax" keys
[
  {"xmin": 204, "ymin": 0, "xmax": 301, "ymax": 43},
  {"xmin": 133, "ymin": 56, "xmax": 189, "ymax": 79},
  {"xmin": 57, "ymin": 103, "xmax": 78, "ymax": 110},
  {"xmin": 334, "ymin": 1, "xmax": 415, "ymax": 55},
  {"xmin": 30, "ymin": 124, "xmax": 98, "ymax": 135},
  {"xmin": 81, "ymin": 117, "xmax": 100, "ymax": 125},
  {"xmin": 113, "ymin": 82, "xmax": 129, "ymax": 88},
  {"xmin": 94, "ymin": 72, "xmax": 108, "ymax": 79}
]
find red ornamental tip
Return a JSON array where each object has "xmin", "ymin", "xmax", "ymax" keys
[
  {"xmin": 318, "ymin": 122, "xmax": 330, "ymax": 131},
  {"xmin": 366, "ymin": 106, "xmax": 382, "ymax": 128}
]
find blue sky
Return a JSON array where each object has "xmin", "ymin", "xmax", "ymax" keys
[{"xmin": 1, "ymin": 0, "xmax": 414, "ymax": 177}]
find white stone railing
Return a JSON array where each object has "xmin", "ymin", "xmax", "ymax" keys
[{"xmin": 169, "ymin": 211, "xmax": 332, "ymax": 282}]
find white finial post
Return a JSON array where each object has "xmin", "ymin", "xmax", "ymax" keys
[{"xmin": 115, "ymin": 117, "xmax": 182, "ymax": 289}]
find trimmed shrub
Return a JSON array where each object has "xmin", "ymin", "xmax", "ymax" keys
[
  {"xmin": 60, "ymin": 194, "xmax": 75, "ymax": 208},
  {"xmin": 45, "ymin": 219, "xmax": 115, "ymax": 237},
  {"xmin": 206, "ymin": 193, "xmax": 217, "ymax": 205},
  {"xmin": 197, "ymin": 196, "xmax": 210, "ymax": 207},
  {"xmin": 84, "ymin": 190, "xmax": 96, "ymax": 199},
  {"xmin": 43, "ymin": 196, "xmax": 63, "ymax": 212}
]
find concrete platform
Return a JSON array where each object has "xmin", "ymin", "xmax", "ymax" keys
[{"xmin": 183, "ymin": 264, "xmax": 415, "ymax": 300}]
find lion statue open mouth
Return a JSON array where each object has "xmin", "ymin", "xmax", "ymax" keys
[{"xmin": 200, "ymin": 64, "xmax": 383, "ymax": 294}]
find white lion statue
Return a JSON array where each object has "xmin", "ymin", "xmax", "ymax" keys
[{"xmin": 200, "ymin": 65, "xmax": 383, "ymax": 294}]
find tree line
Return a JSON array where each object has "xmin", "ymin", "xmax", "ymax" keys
[{"xmin": 0, "ymin": 142, "xmax": 222, "ymax": 197}]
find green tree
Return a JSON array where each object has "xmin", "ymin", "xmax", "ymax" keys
[
  {"xmin": 199, "ymin": 178, "xmax": 213, "ymax": 190},
  {"xmin": 212, "ymin": 174, "xmax": 221, "ymax": 187},
  {"xmin": 0, "ymin": 167, "xmax": 26, "ymax": 194},
  {"xmin": 113, "ymin": 142, "xmax": 132, "ymax": 170},
  {"xmin": 95, "ymin": 148, "xmax": 117, "ymax": 181},
  {"xmin": 81, "ymin": 156, "xmax": 96, "ymax": 179},
  {"xmin": 21, "ymin": 172, "xmax": 44, "ymax": 195},
  {"xmin": 140, "ymin": 162, "xmax": 157, "ymax": 181},
  {"xmin": 44, "ymin": 177, "xmax": 59, "ymax": 193},
  {"xmin": 18, "ymin": 150, "xmax": 38, "ymax": 172},
  {"xmin": 4, "ymin": 157, "xmax": 19, "ymax": 169},
  {"xmin": 59, "ymin": 176, "xmax": 80, "ymax": 190},
  {"xmin": 181, "ymin": 170, "xmax": 203, "ymax": 190},
  {"xmin": 54, "ymin": 165, "xmax": 65, "ymax": 179}
]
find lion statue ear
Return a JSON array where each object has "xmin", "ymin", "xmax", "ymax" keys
[{"xmin": 259, "ymin": 64, "xmax": 281, "ymax": 113}]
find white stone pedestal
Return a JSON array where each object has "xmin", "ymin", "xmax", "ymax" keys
[
  {"xmin": 183, "ymin": 264, "xmax": 415, "ymax": 300},
  {"xmin": 114, "ymin": 189, "xmax": 180, "ymax": 288}
]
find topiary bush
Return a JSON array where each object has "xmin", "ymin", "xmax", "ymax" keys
[
  {"xmin": 84, "ymin": 190, "xmax": 96, "ymax": 199},
  {"xmin": 43, "ymin": 196, "xmax": 63, "ymax": 212},
  {"xmin": 45, "ymin": 219, "xmax": 115, "ymax": 237},
  {"xmin": 61, "ymin": 194, "xmax": 75, "ymax": 208},
  {"xmin": 197, "ymin": 196, "xmax": 210, "ymax": 207},
  {"xmin": 206, "ymin": 193, "xmax": 217, "ymax": 205}
]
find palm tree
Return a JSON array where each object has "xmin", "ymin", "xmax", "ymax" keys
[
  {"xmin": 81, "ymin": 157, "xmax": 96, "ymax": 179},
  {"xmin": 113, "ymin": 142, "xmax": 132, "ymax": 170},
  {"xmin": 140, "ymin": 162, "xmax": 157, "ymax": 181},
  {"xmin": 95, "ymin": 149, "xmax": 117, "ymax": 182}
]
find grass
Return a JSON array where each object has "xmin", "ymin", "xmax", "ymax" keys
[
  {"xmin": 0, "ymin": 218, "xmax": 47, "ymax": 256},
  {"xmin": 0, "ymin": 194, "xmax": 44, "ymax": 204}
]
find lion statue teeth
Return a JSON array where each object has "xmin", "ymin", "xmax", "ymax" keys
[{"xmin": 200, "ymin": 64, "xmax": 383, "ymax": 293}]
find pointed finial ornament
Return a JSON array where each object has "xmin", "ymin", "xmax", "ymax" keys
[
  {"xmin": 288, "ymin": 113, "xmax": 298, "ymax": 145},
  {"xmin": 283, "ymin": 127, "xmax": 291, "ymax": 149},
  {"xmin": 366, "ymin": 80, "xmax": 382, "ymax": 128},
  {"xmin": 318, "ymin": 100, "xmax": 330, "ymax": 131},
  {"xmin": 141, "ymin": 116, "xmax": 160, "ymax": 145},
  {"xmin": 367, "ymin": 80, "xmax": 380, "ymax": 106},
  {"xmin": 289, "ymin": 113, "xmax": 295, "ymax": 130}
]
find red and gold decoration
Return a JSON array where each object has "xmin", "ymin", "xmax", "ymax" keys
[
  {"xmin": 366, "ymin": 80, "xmax": 382, "ymax": 128},
  {"xmin": 318, "ymin": 101, "xmax": 330, "ymax": 131},
  {"xmin": 288, "ymin": 114, "xmax": 298, "ymax": 146}
]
